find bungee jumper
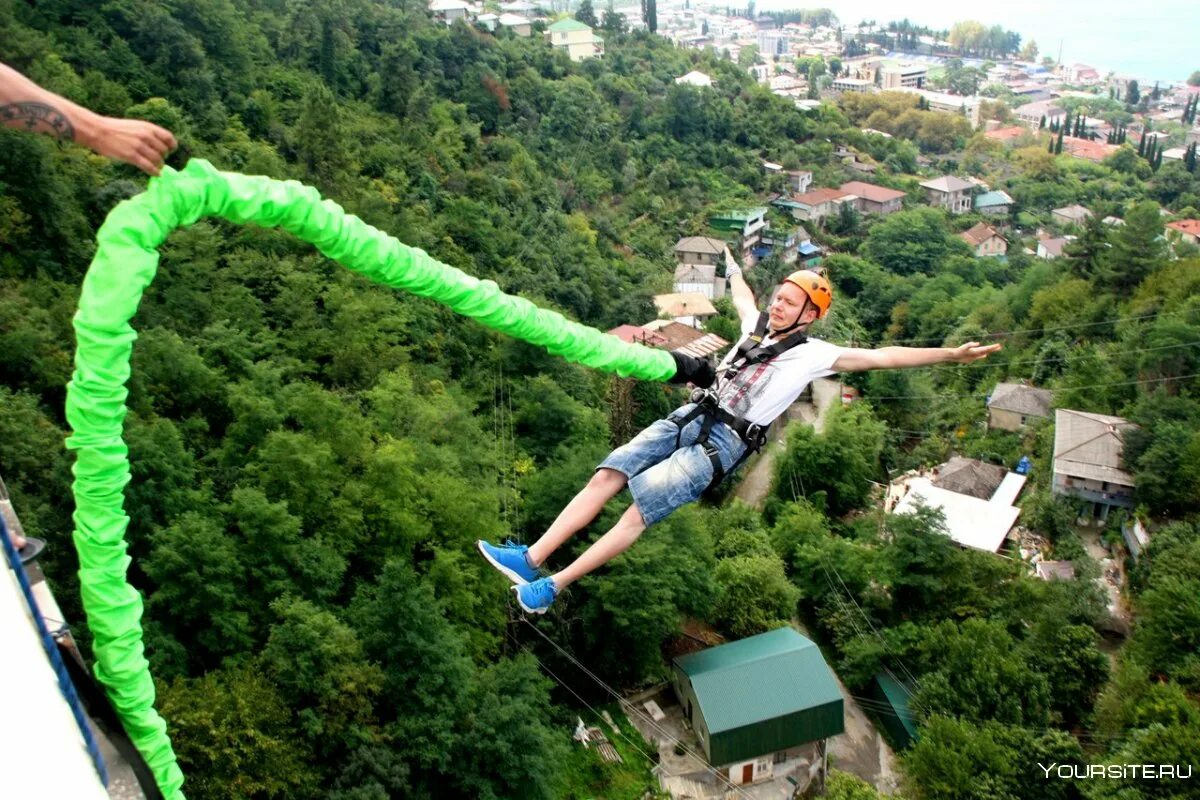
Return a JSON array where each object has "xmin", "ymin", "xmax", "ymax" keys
[{"xmin": 479, "ymin": 248, "xmax": 1001, "ymax": 614}]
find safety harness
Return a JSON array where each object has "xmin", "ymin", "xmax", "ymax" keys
[{"xmin": 670, "ymin": 310, "xmax": 809, "ymax": 494}]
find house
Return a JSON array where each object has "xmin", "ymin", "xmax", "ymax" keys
[
  {"xmin": 919, "ymin": 176, "xmax": 974, "ymax": 215},
  {"xmin": 674, "ymin": 235, "xmax": 728, "ymax": 267},
  {"xmin": 785, "ymin": 170, "xmax": 813, "ymax": 194},
  {"xmin": 838, "ymin": 181, "xmax": 905, "ymax": 215},
  {"xmin": 890, "ymin": 462, "xmax": 1026, "ymax": 553},
  {"xmin": 674, "ymin": 263, "xmax": 726, "ymax": 299},
  {"xmin": 1052, "ymin": 409, "xmax": 1139, "ymax": 519},
  {"xmin": 931, "ymin": 457, "xmax": 1008, "ymax": 500},
  {"xmin": 676, "ymin": 70, "xmax": 714, "ymax": 87},
  {"xmin": 546, "ymin": 18, "xmax": 604, "ymax": 61},
  {"xmin": 708, "ymin": 208, "xmax": 769, "ymax": 264},
  {"xmin": 429, "ymin": 0, "xmax": 471, "ymax": 24},
  {"xmin": 1162, "ymin": 147, "xmax": 1187, "ymax": 163},
  {"xmin": 1052, "ymin": 204, "xmax": 1092, "ymax": 228},
  {"xmin": 988, "ymin": 382, "xmax": 1053, "ymax": 431},
  {"xmin": 1015, "ymin": 100, "xmax": 1066, "ymax": 128},
  {"xmin": 497, "ymin": 13, "xmax": 533, "ymax": 35},
  {"xmin": 899, "ymin": 88, "xmax": 982, "ymax": 128},
  {"xmin": 973, "ymin": 190, "xmax": 1014, "ymax": 216},
  {"xmin": 881, "ymin": 64, "xmax": 926, "ymax": 90},
  {"xmin": 606, "ymin": 324, "xmax": 669, "ymax": 349},
  {"xmin": 1037, "ymin": 236, "xmax": 1072, "ymax": 259},
  {"xmin": 672, "ymin": 627, "xmax": 843, "ymax": 782},
  {"xmin": 772, "ymin": 188, "xmax": 849, "ymax": 225},
  {"xmin": 1166, "ymin": 219, "xmax": 1200, "ymax": 246},
  {"xmin": 983, "ymin": 125, "xmax": 1030, "ymax": 145},
  {"xmin": 958, "ymin": 222, "xmax": 1007, "ymax": 257},
  {"xmin": 1062, "ymin": 136, "xmax": 1120, "ymax": 163},
  {"xmin": 754, "ymin": 228, "xmax": 805, "ymax": 265},
  {"xmin": 641, "ymin": 319, "xmax": 730, "ymax": 359},
  {"xmin": 652, "ymin": 292, "xmax": 718, "ymax": 328},
  {"xmin": 831, "ymin": 77, "xmax": 874, "ymax": 94}
]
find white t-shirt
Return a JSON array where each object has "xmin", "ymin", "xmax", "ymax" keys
[{"xmin": 714, "ymin": 315, "xmax": 845, "ymax": 426}]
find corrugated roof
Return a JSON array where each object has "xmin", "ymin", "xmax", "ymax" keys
[
  {"xmin": 974, "ymin": 190, "xmax": 1014, "ymax": 208},
  {"xmin": 674, "ymin": 627, "xmax": 841, "ymax": 733},
  {"xmin": 988, "ymin": 382, "xmax": 1052, "ymax": 417},
  {"xmin": 547, "ymin": 18, "xmax": 592, "ymax": 31},
  {"xmin": 674, "ymin": 236, "xmax": 728, "ymax": 255},
  {"xmin": 931, "ymin": 457, "xmax": 1008, "ymax": 500},
  {"xmin": 642, "ymin": 319, "xmax": 729, "ymax": 357},
  {"xmin": 674, "ymin": 263, "xmax": 717, "ymax": 283},
  {"xmin": 792, "ymin": 187, "xmax": 848, "ymax": 205},
  {"xmin": 839, "ymin": 181, "xmax": 905, "ymax": 203},
  {"xmin": 653, "ymin": 292, "xmax": 717, "ymax": 318},
  {"xmin": 606, "ymin": 324, "xmax": 668, "ymax": 347},
  {"xmin": 920, "ymin": 175, "xmax": 974, "ymax": 193},
  {"xmin": 1053, "ymin": 409, "xmax": 1138, "ymax": 486},
  {"xmin": 959, "ymin": 222, "xmax": 1005, "ymax": 247}
]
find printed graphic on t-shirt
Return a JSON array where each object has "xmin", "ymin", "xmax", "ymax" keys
[{"xmin": 716, "ymin": 362, "xmax": 775, "ymax": 417}]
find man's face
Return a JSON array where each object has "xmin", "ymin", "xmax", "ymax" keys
[{"xmin": 769, "ymin": 281, "xmax": 818, "ymax": 332}]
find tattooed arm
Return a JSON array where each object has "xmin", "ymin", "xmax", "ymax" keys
[{"xmin": 1, "ymin": 62, "xmax": 176, "ymax": 175}]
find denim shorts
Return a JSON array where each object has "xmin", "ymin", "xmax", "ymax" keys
[{"xmin": 597, "ymin": 404, "xmax": 748, "ymax": 526}]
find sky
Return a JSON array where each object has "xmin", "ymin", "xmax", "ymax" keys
[{"xmin": 748, "ymin": 0, "xmax": 1200, "ymax": 83}]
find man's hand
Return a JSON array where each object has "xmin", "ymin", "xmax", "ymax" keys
[
  {"xmin": 946, "ymin": 341, "xmax": 1003, "ymax": 364},
  {"xmin": 79, "ymin": 115, "xmax": 177, "ymax": 176},
  {"xmin": 668, "ymin": 350, "xmax": 716, "ymax": 388},
  {"xmin": 723, "ymin": 246, "xmax": 742, "ymax": 278}
]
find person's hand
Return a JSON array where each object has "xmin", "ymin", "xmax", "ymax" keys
[
  {"xmin": 947, "ymin": 341, "xmax": 1002, "ymax": 364},
  {"xmin": 81, "ymin": 115, "xmax": 177, "ymax": 176},
  {"xmin": 723, "ymin": 247, "xmax": 742, "ymax": 279},
  {"xmin": 668, "ymin": 351, "xmax": 716, "ymax": 388}
]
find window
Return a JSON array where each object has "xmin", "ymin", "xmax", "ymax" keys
[{"xmin": 559, "ymin": 32, "xmax": 568, "ymax": 40}]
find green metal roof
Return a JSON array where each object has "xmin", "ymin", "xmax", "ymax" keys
[
  {"xmin": 709, "ymin": 207, "xmax": 768, "ymax": 222},
  {"xmin": 547, "ymin": 18, "xmax": 592, "ymax": 32},
  {"xmin": 872, "ymin": 671, "xmax": 919, "ymax": 748},
  {"xmin": 674, "ymin": 627, "xmax": 842, "ymax": 734}
]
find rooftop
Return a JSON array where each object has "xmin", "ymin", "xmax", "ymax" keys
[
  {"xmin": 546, "ymin": 18, "xmax": 592, "ymax": 32},
  {"xmin": 959, "ymin": 222, "xmax": 1005, "ymax": 247},
  {"xmin": 1167, "ymin": 219, "xmax": 1200, "ymax": 236},
  {"xmin": 839, "ymin": 181, "xmax": 905, "ymax": 203},
  {"xmin": 674, "ymin": 235, "xmax": 728, "ymax": 255},
  {"xmin": 792, "ymin": 187, "xmax": 849, "ymax": 205},
  {"xmin": 931, "ymin": 456, "xmax": 1009, "ymax": 500},
  {"xmin": 988, "ymin": 382, "xmax": 1053, "ymax": 417},
  {"xmin": 974, "ymin": 190, "xmax": 1014, "ymax": 208},
  {"xmin": 1053, "ymin": 408, "xmax": 1138, "ymax": 486},
  {"xmin": 674, "ymin": 627, "xmax": 842, "ymax": 734},
  {"xmin": 653, "ymin": 292, "xmax": 718, "ymax": 318},
  {"xmin": 920, "ymin": 175, "xmax": 975, "ymax": 193}
]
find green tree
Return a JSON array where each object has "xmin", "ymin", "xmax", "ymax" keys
[
  {"xmin": 860, "ymin": 207, "xmax": 957, "ymax": 275},
  {"xmin": 774, "ymin": 402, "xmax": 886, "ymax": 515},
  {"xmin": 575, "ymin": 0, "xmax": 598, "ymax": 27},
  {"xmin": 712, "ymin": 554, "xmax": 799, "ymax": 637},
  {"xmin": 157, "ymin": 666, "xmax": 318, "ymax": 800},
  {"xmin": 1108, "ymin": 200, "xmax": 1166, "ymax": 283}
]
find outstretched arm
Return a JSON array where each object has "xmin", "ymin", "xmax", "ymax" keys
[
  {"xmin": 724, "ymin": 247, "xmax": 758, "ymax": 326},
  {"xmin": 0, "ymin": 62, "xmax": 176, "ymax": 175},
  {"xmin": 833, "ymin": 341, "xmax": 1002, "ymax": 372}
]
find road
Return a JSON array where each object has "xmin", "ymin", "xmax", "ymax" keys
[{"xmin": 728, "ymin": 380, "xmax": 901, "ymax": 794}]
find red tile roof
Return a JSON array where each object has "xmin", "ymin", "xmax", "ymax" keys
[
  {"xmin": 607, "ymin": 325, "xmax": 668, "ymax": 347},
  {"xmin": 839, "ymin": 181, "xmax": 906, "ymax": 203},
  {"xmin": 1167, "ymin": 219, "xmax": 1200, "ymax": 236},
  {"xmin": 793, "ymin": 187, "xmax": 849, "ymax": 205},
  {"xmin": 984, "ymin": 125, "xmax": 1028, "ymax": 141},
  {"xmin": 1062, "ymin": 136, "xmax": 1120, "ymax": 163},
  {"xmin": 959, "ymin": 222, "xmax": 1005, "ymax": 247}
]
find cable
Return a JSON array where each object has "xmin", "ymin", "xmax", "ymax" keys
[
  {"xmin": 861, "ymin": 371, "xmax": 1200, "ymax": 401},
  {"xmin": 518, "ymin": 618, "xmax": 757, "ymax": 800},
  {"xmin": 836, "ymin": 308, "xmax": 1192, "ymax": 348},
  {"xmin": 503, "ymin": 631, "xmax": 660, "ymax": 770}
]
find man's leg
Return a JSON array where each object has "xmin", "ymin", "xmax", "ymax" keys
[
  {"xmin": 526, "ymin": 468, "xmax": 627, "ymax": 567},
  {"xmin": 549, "ymin": 503, "xmax": 647, "ymax": 590}
]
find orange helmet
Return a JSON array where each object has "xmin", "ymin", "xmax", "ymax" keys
[{"xmin": 783, "ymin": 270, "xmax": 833, "ymax": 319}]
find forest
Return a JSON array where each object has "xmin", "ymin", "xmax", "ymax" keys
[{"xmin": 1, "ymin": 1, "xmax": 1198, "ymax": 798}]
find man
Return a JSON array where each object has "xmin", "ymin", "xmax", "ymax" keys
[
  {"xmin": 1, "ymin": 62, "xmax": 177, "ymax": 562},
  {"xmin": 480, "ymin": 249, "xmax": 1001, "ymax": 614},
  {"xmin": 1, "ymin": 61, "xmax": 176, "ymax": 175}
]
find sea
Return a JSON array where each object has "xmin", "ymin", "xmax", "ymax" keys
[{"xmin": 750, "ymin": 0, "xmax": 1199, "ymax": 85}]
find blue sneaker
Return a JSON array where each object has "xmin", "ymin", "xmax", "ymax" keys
[
  {"xmin": 513, "ymin": 577, "xmax": 558, "ymax": 615},
  {"xmin": 477, "ymin": 539, "xmax": 540, "ymax": 584}
]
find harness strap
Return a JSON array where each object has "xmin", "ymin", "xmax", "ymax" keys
[{"xmin": 669, "ymin": 392, "xmax": 770, "ymax": 493}]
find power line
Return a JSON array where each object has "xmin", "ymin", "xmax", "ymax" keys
[
  {"xmin": 833, "ymin": 308, "xmax": 1192, "ymax": 348},
  {"xmin": 518, "ymin": 617, "xmax": 757, "ymax": 800},
  {"xmin": 861, "ymin": 371, "xmax": 1200, "ymax": 402}
]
